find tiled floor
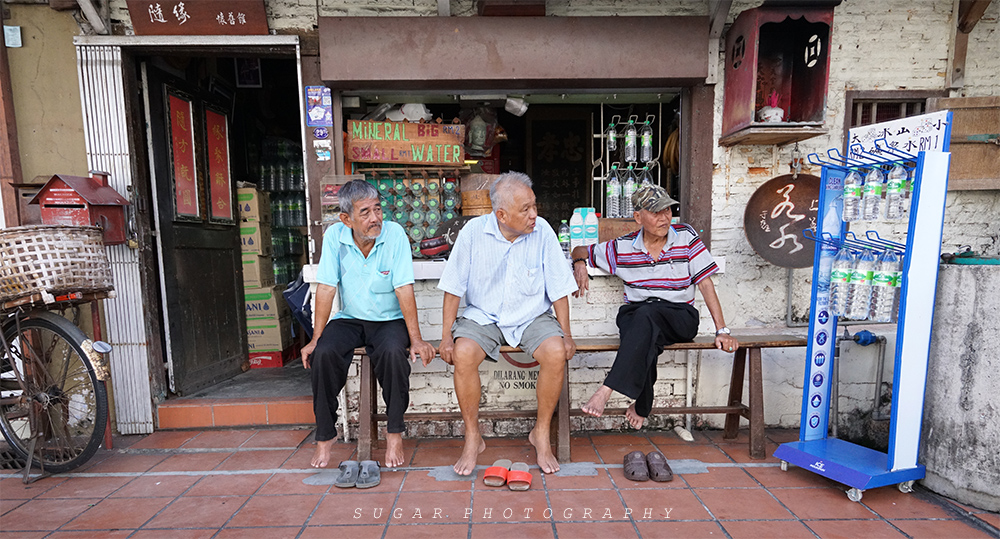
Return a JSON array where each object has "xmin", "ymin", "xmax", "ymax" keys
[{"xmin": 2, "ymin": 428, "xmax": 997, "ymax": 538}]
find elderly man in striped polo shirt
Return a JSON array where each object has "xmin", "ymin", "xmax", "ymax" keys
[
  {"xmin": 438, "ymin": 172, "xmax": 578, "ymax": 476},
  {"xmin": 571, "ymin": 184, "xmax": 740, "ymax": 430}
]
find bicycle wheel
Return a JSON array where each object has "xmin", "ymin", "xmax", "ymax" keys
[{"xmin": 0, "ymin": 311, "xmax": 108, "ymax": 473}]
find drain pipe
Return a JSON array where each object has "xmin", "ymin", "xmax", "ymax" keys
[
  {"xmin": 871, "ymin": 335, "xmax": 889, "ymax": 421},
  {"xmin": 831, "ymin": 329, "xmax": 882, "ymax": 437}
]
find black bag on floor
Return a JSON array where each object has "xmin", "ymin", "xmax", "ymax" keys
[{"xmin": 283, "ymin": 271, "xmax": 314, "ymax": 341}]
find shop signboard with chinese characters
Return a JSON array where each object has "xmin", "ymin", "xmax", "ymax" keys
[
  {"xmin": 346, "ymin": 120, "xmax": 465, "ymax": 166},
  {"xmin": 127, "ymin": 0, "xmax": 268, "ymax": 35}
]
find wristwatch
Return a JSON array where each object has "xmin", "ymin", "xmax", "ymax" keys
[{"xmin": 715, "ymin": 327, "xmax": 731, "ymax": 336}]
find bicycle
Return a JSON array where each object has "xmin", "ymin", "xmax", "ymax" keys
[{"xmin": 0, "ymin": 225, "xmax": 114, "ymax": 481}]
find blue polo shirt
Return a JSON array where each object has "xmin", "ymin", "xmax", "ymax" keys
[{"xmin": 315, "ymin": 220, "xmax": 414, "ymax": 322}]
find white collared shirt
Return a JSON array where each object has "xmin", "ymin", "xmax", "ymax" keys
[{"xmin": 438, "ymin": 213, "xmax": 578, "ymax": 346}]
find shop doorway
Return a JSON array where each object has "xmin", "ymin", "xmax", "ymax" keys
[{"xmin": 141, "ymin": 63, "xmax": 246, "ymax": 396}]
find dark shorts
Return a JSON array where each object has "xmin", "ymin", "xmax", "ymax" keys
[{"xmin": 451, "ymin": 312, "xmax": 564, "ymax": 361}]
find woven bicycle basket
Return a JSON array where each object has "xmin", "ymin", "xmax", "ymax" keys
[{"xmin": 0, "ymin": 225, "xmax": 114, "ymax": 304}]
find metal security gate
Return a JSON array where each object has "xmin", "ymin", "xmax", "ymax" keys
[{"xmin": 75, "ymin": 43, "xmax": 154, "ymax": 434}]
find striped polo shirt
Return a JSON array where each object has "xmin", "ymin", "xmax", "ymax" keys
[{"xmin": 586, "ymin": 224, "xmax": 718, "ymax": 304}]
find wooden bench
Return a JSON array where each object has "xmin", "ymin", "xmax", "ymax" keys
[{"xmin": 355, "ymin": 334, "xmax": 806, "ymax": 462}]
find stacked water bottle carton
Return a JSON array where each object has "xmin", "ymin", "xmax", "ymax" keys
[{"xmin": 238, "ymin": 185, "xmax": 296, "ymax": 368}]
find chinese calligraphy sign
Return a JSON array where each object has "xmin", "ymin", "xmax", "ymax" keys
[
  {"xmin": 743, "ymin": 174, "xmax": 821, "ymax": 268},
  {"xmin": 205, "ymin": 108, "xmax": 232, "ymax": 221},
  {"xmin": 168, "ymin": 94, "xmax": 200, "ymax": 218},
  {"xmin": 128, "ymin": 0, "xmax": 268, "ymax": 35}
]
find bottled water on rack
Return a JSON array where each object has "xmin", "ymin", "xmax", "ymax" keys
[
  {"xmin": 605, "ymin": 123, "xmax": 617, "ymax": 155},
  {"xmin": 640, "ymin": 121, "xmax": 654, "ymax": 163},
  {"xmin": 624, "ymin": 121, "xmax": 638, "ymax": 163},
  {"xmin": 842, "ymin": 169, "xmax": 863, "ymax": 222},
  {"xmin": 639, "ymin": 166, "xmax": 654, "ymax": 187},
  {"xmin": 829, "ymin": 244, "xmax": 855, "ymax": 318},
  {"xmin": 622, "ymin": 166, "xmax": 638, "ymax": 218},
  {"xmin": 885, "ymin": 164, "xmax": 908, "ymax": 220},
  {"xmin": 558, "ymin": 220, "xmax": 571, "ymax": 258},
  {"xmin": 870, "ymin": 249, "xmax": 901, "ymax": 322},
  {"xmin": 862, "ymin": 168, "xmax": 884, "ymax": 221},
  {"xmin": 291, "ymin": 163, "xmax": 304, "ymax": 191},
  {"xmin": 605, "ymin": 166, "xmax": 621, "ymax": 218},
  {"xmin": 846, "ymin": 248, "xmax": 876, "ymax": 320}
]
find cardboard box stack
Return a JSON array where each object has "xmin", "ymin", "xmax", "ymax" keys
[{"xmin": 239, "ymin": 187, "xmax": 295, "ymax": 368}]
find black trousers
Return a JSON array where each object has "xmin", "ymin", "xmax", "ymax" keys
[
  {"xmin": 309, "ymin": 317, "xmax": 410, "ymax": 442},
  {"xmin": 603, "ymin": 300, "xmax": 699, "ymax": 418}
]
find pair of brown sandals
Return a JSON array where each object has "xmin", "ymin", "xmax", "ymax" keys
[{"xmin": 623, "ymin": 450, "xmax": 673, "ymax": 482}]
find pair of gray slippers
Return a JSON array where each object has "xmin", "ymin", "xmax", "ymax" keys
[{"xmin": 334, "ymin": 460, "xmax": 381, "ymax": 488}]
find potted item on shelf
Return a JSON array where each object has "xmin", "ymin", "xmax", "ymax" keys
[{"xmin": 757, "ymin": 91, "xmax": 785, "ymax": 123}]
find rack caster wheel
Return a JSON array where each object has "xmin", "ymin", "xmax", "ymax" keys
[
  {"xmin": 780, "ymin": 460, "xmax": 788, "ymax": 472},
  {"xmin": 847, "ymin": 488, "xmax": 864, "ymax": 502},
  {"xmin": 898, "ymin": 481, "xmax": 914, "ymax": 494}
]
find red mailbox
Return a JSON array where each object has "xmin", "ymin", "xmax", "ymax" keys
[{"xmin": 29, "ymin": 171, "xmax": 131, "ymax": 245}]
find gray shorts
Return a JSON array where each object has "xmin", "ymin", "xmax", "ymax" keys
[{"xmin": 451, "ymin": 312, "xmax": 564, "ymax": 362}]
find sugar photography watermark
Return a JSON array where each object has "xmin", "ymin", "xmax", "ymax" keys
[{"xmin": 352, "ymin": 505, "xmax": 677, "ymax": 522}]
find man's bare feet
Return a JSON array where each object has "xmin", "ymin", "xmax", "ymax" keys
[
  {"xmin": 311, "ymin": 439, "xmax": 334, "ymax": 468},
  {"xmin": 385, "ymin": 432, "xmax": 406, "ymax": 468},
  {"xmin": 625, "ymin": 403, "xmax": 646, "ymax": 430},
  {"xmin": 453, "ymin": 435, "xmax": 485, "ymax": 476},
  {"xmin": 528, "ymin": 428, "xmax": 560, "ymax": 474},
  {"xmin": 582, "ymin": 385, "xmax": 614, "ymax": 418}
]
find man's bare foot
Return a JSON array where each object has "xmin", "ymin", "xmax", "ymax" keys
[
  {"xmin": 311, "ymin": 439, "xmax": 334, "ymax": 468},
  {"xmin": 385, "ymin": 432, "xmax": 406, "ymax": 468},
  {"xmin": 582, "ymin": 385, "xmax": 614, "ymax": 418},
  {"xmin": 528, "ymin": 428, "xmax": 560, "ymax": 474},
  {"xmin": 625, "ymin": 403, "xmax": 646, "ymax": 430},
  {"xmin": 453, "ymin": 435, "xmax": 485, "ymax": 476}
]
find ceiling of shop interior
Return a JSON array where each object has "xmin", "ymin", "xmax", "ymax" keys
[{"xmin": 343, "ymin": 91, "xmax": 680, "ymax": 107}]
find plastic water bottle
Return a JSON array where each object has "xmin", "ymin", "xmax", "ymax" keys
[
  {"xmin": 639, "ymin": 121, "xmax": 654, "ymax": 163},
  {"xmin": 639, "ymin": 166, "xmax": 654, "ymax": 187},
  {"xmin": 558, "ymin": 220, "xmax": 571, "ymax": 258},
  {"xmin": 870, "ymin": 249, "xmax": 901, "ymax": 322},
  {"xmin": 829, "ymin": 245, "xmax": 855, "ymax": 318},
  {"xmin": 885, "ymin": 165, "xmax": 908, "ymax": 220},
  {"xmin": 624, "ymin": 120, "xmax": 638, "ymax": 163},
  {"xmin": 569, "ymin": 208, "xmax": 585, "ymax": 250},
  {"xmin": 842, "ymin": 169, "xmax": 863, "ymax": 222},
  {"xmin": 584, "ymin": 207, "xmax": 599, "ymax": 246},
  {"xmin": 846, "ymin": 248, "xmax": 876, "ymax": 320},
  {"xmin": 605, "ymin": 166, "xmax": 621, "ymax": 218},
  {"xmin": 862, "ymin": 168, "xmax": 884, "ymax": 221},
  {"xmin": 622, "ymin": 166, "xmax": 638, "ymax": 218},
  {"xmin": 605, "ymin": 123, "xmax": 617, "ymax": 155}
]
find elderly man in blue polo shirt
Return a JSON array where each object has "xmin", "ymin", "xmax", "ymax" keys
[
  {"xmin": 438, "ymin": 172, "xmax": 578, "ymax": 476},
  {"xmin": 301, "ymin": 180, "xmax": 436, "ymax": 470},
  {"xmin": 571, "ymin": 184, "xmax": 739, "ymax": 430}
]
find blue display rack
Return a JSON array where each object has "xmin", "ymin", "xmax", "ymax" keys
[{"xmin": 774, "ymin": 111, "xmax": 953, "ymax": 502}]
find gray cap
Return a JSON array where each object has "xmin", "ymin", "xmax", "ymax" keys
[{"xmin": 632, "ymin": 184, "xmax": 679, "ymax": 212}]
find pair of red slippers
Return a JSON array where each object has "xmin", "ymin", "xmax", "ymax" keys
[
  {"xmin": 623, "ymin": 450, "xmax": 674, "ymax": 482},
  {"xmin": 482, "ymin": 459, "xmax": 532, "ymax": 490}
]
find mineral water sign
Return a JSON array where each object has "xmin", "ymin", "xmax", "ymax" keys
[
  {"xmin": 346, "ymin": 120, "xmax": 466, "ymax": 166},
  {"xmin": 848, "ymin": 110, "xmax": 951, "ymax": 158}
]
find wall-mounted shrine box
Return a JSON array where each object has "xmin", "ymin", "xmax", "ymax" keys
[
  {"xmin": 29, "ymin": 171, "xmax": 131, "ymax": 245},
  {"xmin": 720, "ymin": 5, "xmax": 834, "ymax": 147}
]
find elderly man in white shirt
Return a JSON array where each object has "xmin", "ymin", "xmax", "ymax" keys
[{"xmin": 438, "ymin": 172, "xmax": 578, "ymax": 476}]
